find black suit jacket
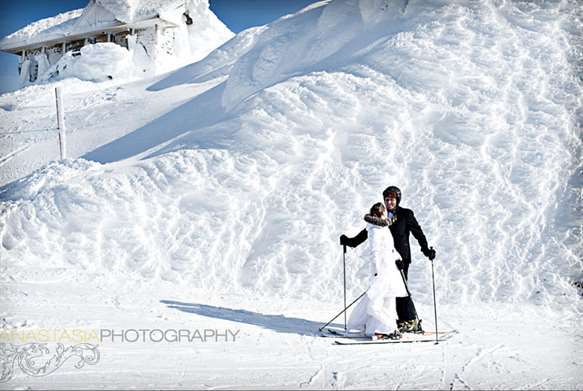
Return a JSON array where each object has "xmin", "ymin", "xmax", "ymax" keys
[{"xmin": 345, "ymin": 206, "xmax": 429, "ymax": 265}]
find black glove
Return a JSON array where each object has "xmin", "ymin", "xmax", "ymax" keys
[
  {"xmin": 395, "ymin": 259, "xmax": 404, "ymax": 270},
  {"xmin": 340, "ymin": 234, "xmax": 348, "ymax": 246},
  {"xmin": 422, "ymin": 246, "xmax": 436, "ymax": 261}
]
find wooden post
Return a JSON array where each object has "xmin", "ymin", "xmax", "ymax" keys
[{"xmin": 55, "ymin": 87, "xmax": 66, "ymax": 160}]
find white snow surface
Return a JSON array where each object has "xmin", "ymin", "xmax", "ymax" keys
[{"xmin": 0, "ymin": 0, "xmax": 582, "ymax": 388}]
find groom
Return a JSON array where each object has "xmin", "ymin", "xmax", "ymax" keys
[{"xmin": 340, "ymin": 185, "xmax": 436, "ymax": 332}]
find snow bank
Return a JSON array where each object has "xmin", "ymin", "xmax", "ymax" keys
[
  {"xmin": 220, "ymin": 0, "xmax": 402, "ymax": 110},
  {"xmin": 1, "ymin": 150, "xmax": 278, "ymax": 289},
  {"xmin": 148, "ymin": 26, "xmax": 267, "ymax": 89},
  {"xmin": 42, "ymin": 43, "xmax": 134, "ymax": 83},
  {"xmin": 1, "ymin": 0, "xmax": 581, "ymax": 312},
  {"xmin": 177, "ymin": 0, "xmax": 236, "ymax": 63},
  {"xmin": 0, "ymin": 159, "xmax": 101, "ymax": 202}
]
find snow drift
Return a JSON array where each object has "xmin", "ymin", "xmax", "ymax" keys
[
  {"xmin": 42, "ymin": 43, "xmax": 134, "ymax": 82},
  {"xmin": 1, "ymin": 0, "xmax": 581, "ymax": 312}
]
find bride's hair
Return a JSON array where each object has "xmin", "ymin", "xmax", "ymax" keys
[{"xmin": 369, "ymin": 202, "xmax": 385, "ymax": 218}]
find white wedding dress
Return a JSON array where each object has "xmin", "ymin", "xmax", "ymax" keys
[{"xmin": 347, "ymin": 221, "xmax": 408, "ymax": 336}]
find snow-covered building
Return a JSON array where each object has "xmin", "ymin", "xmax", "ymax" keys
[{"xmin": 0, "ymin": 0, "xmax": 233, "ymax": 85}]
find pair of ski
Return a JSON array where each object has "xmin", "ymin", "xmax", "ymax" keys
[{"xmin": 321, "ymin": 327, "xmax": 457, "ymax": 345}]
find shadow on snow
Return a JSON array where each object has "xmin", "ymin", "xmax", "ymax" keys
[{"xmin": 160, "ymin": 299, "xmax": 340, "ymax": 337}]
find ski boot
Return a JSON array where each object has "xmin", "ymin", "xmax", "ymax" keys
[
  {"xmin": 414, "ymin": 319, "xmax": 424, "ymax": 334},
  {"xmin": 397, "ymin": 319, "xmax": 424, "ymax": 334},
  {"xmin": 373, "ymin": 330, "xmax": 402, "ymax": 340},
  {"xmin": 387, "ymin": 330, "xmax": 402, "ymax": 340}
]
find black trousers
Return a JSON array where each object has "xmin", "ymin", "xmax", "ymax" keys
[{"xmin": 396, "ymin": 262, "xmax": 418, "ymax": 321}]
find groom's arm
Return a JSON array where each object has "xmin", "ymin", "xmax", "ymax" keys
[{"xmin": 407, "ymin": 210, "xmax": 430, "ymax": 254}]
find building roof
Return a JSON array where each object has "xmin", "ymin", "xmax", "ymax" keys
[{"xmin": 0, "ymin": 0, "xmax": 185, "ymax": 53}]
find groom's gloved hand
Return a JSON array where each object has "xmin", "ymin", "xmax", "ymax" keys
[
  {"xmin": 395, "ymin": 259, "xmax": 404, "ymax": 270},
  {"xmin": 422, "ymin": 246, "xmax": 436, "ymax": 261}
]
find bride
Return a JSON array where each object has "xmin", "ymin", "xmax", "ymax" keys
[{"xmin": 347, "ymin": 202, "xmax": 409, "ymax": 340}]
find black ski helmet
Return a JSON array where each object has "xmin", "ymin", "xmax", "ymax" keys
[{"xmin": 382, "ymin": 185, "xmax": 401, "ymax": 206}]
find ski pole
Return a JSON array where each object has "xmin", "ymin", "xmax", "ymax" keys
[
  {"xmin": 319, "ymin": 289, "xmax": 367, "ymax": 332},
  {"xmin": 398, "ymin": 266, "xmax": 421, "ymax": 326},
  {"xmin": 398, "ymin": 268, "xmax": 411, "ymax": 296},
  {"xmin": 343, "ymin": 244, "xmax": 347, "ymax": 332},
  {"xmin": 430, "ymin": 254, "xmax": 439, "ymax": 345}
]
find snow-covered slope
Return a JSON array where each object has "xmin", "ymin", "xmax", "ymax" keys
[{"xmin": 1, "ymin": 0, "xmax": 581, "ymax": 312}]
